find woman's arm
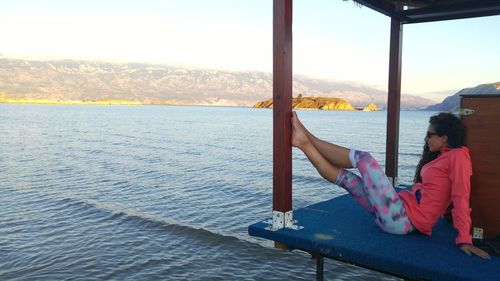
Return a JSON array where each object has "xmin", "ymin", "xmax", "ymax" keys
[
  {"xmin": 449, "ymin": 149, "xmax": 490, "ymax": 259},
  {"xmin": 449, "ymin": 149, "xmax": 472, "ymax": 245}
]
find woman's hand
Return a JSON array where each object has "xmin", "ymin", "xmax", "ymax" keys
[{"xmin": 459, "ymin": 244, "xmax": 491, "ymax": 259}]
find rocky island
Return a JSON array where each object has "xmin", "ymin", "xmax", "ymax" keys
[
  {"xmin": 361, "ymin": 103, "xmax": 379, "ymax": 111},
  {"xmin": 253, "ymin": 96, "xmax": 379, "ymax": 111}
]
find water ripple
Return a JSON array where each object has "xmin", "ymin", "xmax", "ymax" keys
[{"xmin": 0, "ymin": 104, "xmax": 428, "ymax": 280}]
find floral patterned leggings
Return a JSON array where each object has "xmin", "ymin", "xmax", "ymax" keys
[{"xmin": 335, "ymin": 150, "xmax": 414, "ymax": 235}]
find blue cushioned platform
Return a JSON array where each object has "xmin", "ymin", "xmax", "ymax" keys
[{"xmin": 248, "ymin": 195, "xmax": 499, "ymax": 281}]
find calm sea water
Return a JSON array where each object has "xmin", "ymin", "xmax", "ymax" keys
[{"xmin": 0, "ymin": 104, "xmax": 436, "ymax": 280}]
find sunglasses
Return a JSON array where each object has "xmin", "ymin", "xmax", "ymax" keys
[{"xmin": 426, "ymin": 131, "xmax": 439, "ymax": 138}]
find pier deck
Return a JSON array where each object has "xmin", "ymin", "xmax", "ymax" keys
[{"xmin": 249, "ymin": 195, "xmax": 499, "ymax": 281}]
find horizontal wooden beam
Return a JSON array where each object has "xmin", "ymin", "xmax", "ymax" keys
[
  {"xmin": 352, "ymin": 0, "xmax": 402, "ymax": 20},
  {"xmin": 353, "ymin": 0, "xmax": 500, "ymax": 24},
  {"xmin": 403, "ymin": 0, "xmax": 500, "ymax": 24}
]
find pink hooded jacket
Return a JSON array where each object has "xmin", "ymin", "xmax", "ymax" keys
[{"xmin": 399, "ymin": 146, "xmax": 473, "ymax": 245}]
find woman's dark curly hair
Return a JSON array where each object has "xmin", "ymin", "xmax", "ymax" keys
[{"xmin": 413, "ymin": 112, "xmax": 466, "ymax": 183}]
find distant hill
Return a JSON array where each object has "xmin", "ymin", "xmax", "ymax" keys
[
  {"xmin": 0, "ymin": 58, "xmax": 433, "ymax": 109},
  {"xmin": 424, "ymin": 82, "xmax": 500, "ymax": 112}
]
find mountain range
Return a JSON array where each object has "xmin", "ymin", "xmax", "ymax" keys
[
  {"xmin": 424, "ymin": 82, "xmax": 500, "ymax": 112},
  {"xmin": 0, "ymin": 58, "xmax": 483, "ymax": 110}
]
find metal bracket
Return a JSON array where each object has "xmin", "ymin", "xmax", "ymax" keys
[
  {"xmin": 460, "ymin": 108, "xmax": 475, "ymax": 116},
  {"xmin": 472, "ymin": 227, "xmax": 484, "ymax": 240},
  {"xmin": 271, "ymin": 211, "xmax": 284, "ymax": 231},
  {"xmin": 388, "ymin": 177, "xmax": 398, "ymax": 187},
  {"xmin": 266, "ymin": 210, "xmax": 303, "ymax": 231}
]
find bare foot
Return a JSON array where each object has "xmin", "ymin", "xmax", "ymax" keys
[{"xmin": 291, "ymin": 111, "xmax": 310, "ymax": 149}]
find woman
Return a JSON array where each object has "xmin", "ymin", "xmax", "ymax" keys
[{"xmin": 291, "ymin": 111, "xmax": 489, "ymax": 259}]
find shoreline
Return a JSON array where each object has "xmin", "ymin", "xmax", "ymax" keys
[
  {"xmin": 0, "ymin": 98, "xmax": 143, "ymax": 106},
  {"xmin": 0, "ymin": 99, "xmax": 402, "ymax": 110},
  {"xmin": 0, "ymin": 99, "xmax": 243, "ymax": 107}
]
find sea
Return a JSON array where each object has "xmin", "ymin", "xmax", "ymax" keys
[{"xmin": 0, "ymin": 104, "xmax": 437, "ymax": 280}]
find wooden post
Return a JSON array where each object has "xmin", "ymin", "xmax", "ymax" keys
[
  {"xmin": 273, "ymin": 0, "xmax": 293, "ymax": 213},
  {"xmin": 385, "ymin": 6, "xmax": 403, "ymax": 186},
  {"xmin": 315, "ymin": 255, "xmax": 324, "ymax": 281}
]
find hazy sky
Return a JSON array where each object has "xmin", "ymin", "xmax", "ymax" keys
[{"xmin": 0, "ymin": 0, "xmax": 499, "ymax": 100}]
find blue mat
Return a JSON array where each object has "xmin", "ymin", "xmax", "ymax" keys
[{"xmin": 248, "ymin": 195, "xmax": 500, "ymax": 281}]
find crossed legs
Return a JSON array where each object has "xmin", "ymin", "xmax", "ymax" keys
[{"xmin": 291, "ymin": 112, "xmax": 413, "ymax": 235}]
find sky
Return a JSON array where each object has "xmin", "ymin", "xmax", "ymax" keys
[{"xmin": 0, "ymin": 0, "xmax": 499, "ymax": 101}]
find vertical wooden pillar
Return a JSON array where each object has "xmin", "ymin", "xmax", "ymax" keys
[
  {"xmin": 273, "ymin": 0, "xmax": 293, "ymax": 212},
  {"xmin": 385, "ymin": 8, "xmax": 403, "ymax": 185}
]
